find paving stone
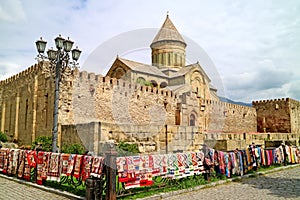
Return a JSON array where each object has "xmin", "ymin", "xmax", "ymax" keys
[
  {"xmin": 0, "ymin": 176, "xmax": 75, "ymax": 200},
  {"xmin": 163, "ymin": 166, "xmax": 300, "ymax": 200}
]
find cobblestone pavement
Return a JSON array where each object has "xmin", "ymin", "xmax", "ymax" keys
[
  {"xmin": 0, "ymin": 176, "xmax": 74, "ymax": 200},
  {"xmin": 164, "ymin": 166, "xmax": 300, "ymax": 200}
]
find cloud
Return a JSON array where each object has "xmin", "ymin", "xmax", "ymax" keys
[
  {"xmin": 0, "ymin": 0, "xmax": 300, "ymax": 104},
  {"xmin": 0, "ymin": 62, "xmax": 23, "ymax": 80},
  {"xmin": 223, "ymin": 59, "xmax": 294, "ymax": 102},
  {"xmin": 0, "ymin": 0, "xmax": 26, "ymax": 22}
]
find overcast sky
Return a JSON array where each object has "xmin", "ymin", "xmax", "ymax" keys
[{"xmin": 1, "ymin": 0, "xmax": 299, "ymax": 103}]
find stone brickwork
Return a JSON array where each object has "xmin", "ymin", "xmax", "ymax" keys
[
  {"xmin": 204, "ymin": 132, "xmax": 299, "ymax": 151},
  {"xmin": 0, "ymin": 63, "xmax": 299, "ymax": 152},
  {"xmin": 0, "ymin": 61, "xmax": 75, "ymax": 146},
  {"xmin": 202, "ymin": 99, "xmax": 257, "ymax": 133},
  {"xmin": 252, "ymin": 98, "xmax": 300, "ymax": 133}
]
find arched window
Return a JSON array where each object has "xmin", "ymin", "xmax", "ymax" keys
[
  {"xmin": 136, "ymin": 77, "xmax": 146, "ymax": 85},
  {"xmin": 190, "ymin": 114, "xmax": 196, "ymax": 126},
  {"xmin": 150, "ymin": 80, "xmax": 158, "ymax": 87},
  {"xmin": 160, "ymin": 81, "xmax": 168, "ymax": 88}
]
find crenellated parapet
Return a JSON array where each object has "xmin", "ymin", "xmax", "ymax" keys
[
  {"xmin": 201, "ymin": 98, "xmax": 257, "ymax": 133},
  {"xmin": 0, "ymin": 62, "xmax": 41, "ymax": 86},
  {"xmin": 76, "ymin": 71, "xmax": 177, "ymax": 100},
  {"xmin": 202, "ymin": 99, "xmax": 256, "ymax": 114},
  {"xmin": 252, "ymin": 98, "xmax": 290, "ymax": 105}
]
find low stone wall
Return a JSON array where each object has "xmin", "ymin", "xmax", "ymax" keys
[
  {"xmin": 204, "ymin": 132, "xmax": 300, "ymax": 151},
  {"xmin": 61, "ymin": 121, "xmax": 204, "ymax": 154}
]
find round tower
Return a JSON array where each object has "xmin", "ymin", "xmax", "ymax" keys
[{"xmin": 150, "ymin": 14, "xmax": 187, "ymax": 70}]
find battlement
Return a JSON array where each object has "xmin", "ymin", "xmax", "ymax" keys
[
  {"xmin": 78, "ymin": 71, "xmax": 103, "ymax": 81},
  {"xmin": 252, "ymin": 98, "xmax": 290, "ymax": 105},
  {"xmin": 202, "ymin": 99, "xmax": 255, "ymax": 111},
  {"xmin": 288, "ymin": 98, "xmax": 300, "ymax": 106},
  {"xmin": 76, "ymin": 71, "xmax": 177, "ymax": 100},
  {"xmin": 0, "ymin": 62, "xmax": 41, "ymax": 86}
]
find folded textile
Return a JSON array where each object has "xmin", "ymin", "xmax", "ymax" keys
[
  {"xmin": 66, "ymin": 154, "xmax": 76, "ymax": 176},
  {"xmin": 47, "ymin": 153, "xmax": 61, "ymax": 181},
  {"xmin": 73, "ymin": 155, "xmax": 82, "ymax": 179},
  {"xmin": 17, "ymin": 150, "xmax": 25, "ymax": 178},
  {"xmin": 81, "ymin": 155, "xmax": 92, "ymax": 181},
  {"xmin": 60, "ymin": 153, "xmax": 70, "ymax": 176},
  {"xmin": 36, "ymin": 151, "xmax": 45, "ymax": 185},
  {"xmin": 117, "ymin": 156, "xmax": 128, "ymax": 182},
  {"xmin": 23, "ymin": 150, "xmax": 32, "ymax": 181},
  {"xmin": 41, "ymin": 152, "xmax": 50, "ymax": 180},
  {"xmin": 7, "ymin": 149, "xmax": 14, "ymax": 175},
  {"xmin": 90, "ymin": 156, "xmax": 104, "ymax": 178}
]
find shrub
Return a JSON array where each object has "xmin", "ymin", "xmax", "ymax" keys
[
  {"xmin": 31, "ymin": 136, "xmax": 52, "ymax": 152},
  {"xmin": 61, "ymin": 143, "xmax": 86, "ymax": 154},
  {"xmin": 117, "ymin": 141, "xmax": 139, "ymax": 156},
  {"xmin": 0, "ymin": 131, "xmax": 8, "ymax": 142}
]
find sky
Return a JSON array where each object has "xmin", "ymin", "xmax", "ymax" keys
[{"xmin": 0, "ymin": 0, "xmax": 300, "ymax": 103}]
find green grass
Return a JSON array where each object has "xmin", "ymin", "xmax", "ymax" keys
[
  {"xmin": 39, "ymin": 163, "xmax": 285, "ymax": 199},
  {"xmin": 44, "ymin": 177, "xmax": 86, "ymax": 196}
]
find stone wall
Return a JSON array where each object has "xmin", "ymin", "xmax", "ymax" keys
[
  {"xmin": 72, "ymin": 72, "xmax": 177, "ymax": 127},
  {"xmin": 202, "ymin": 99, "xmax": 257, "ymax": 133},
  {"xmin": 204, "ymin": 132, "xmax": 300, "ymax": 151},
  {"xmin": 61, "ymin": 121, "xmax": 203, "ymax": 154},
  {"xmin": 289, "ymin": 98, "xmax": 300, "ymax": 133},
  {"xmin": 0, "ymin": 62, "xmax": 75, "ymax": 146},
  {"xmin": 253, "ymin": 98, "xmax": 292, "ymax": 133}
]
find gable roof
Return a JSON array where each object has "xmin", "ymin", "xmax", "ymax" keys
[
  {"xmin": 116, "ymin": 57, "xmax": 168, "ymax": 78},
  {"xmin": 169, "ymin": 62, "xmax": 211, "ymax": 82},
  {"xmin": 151, "ymin": 14, "xmax": 186, "ymax": 46}
]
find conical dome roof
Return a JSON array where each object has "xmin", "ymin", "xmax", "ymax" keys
[{"xmin": 151, "ymin": 14, "xmax": 186, "ymax": 46}]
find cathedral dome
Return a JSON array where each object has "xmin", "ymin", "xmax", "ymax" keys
[
  {"xmin": 151, "ymin": 14, "xmax": 186, "ymax": 69},
  {"xmin": 151, "ymin": 14, "xmax": 186, "ymax": 47}
]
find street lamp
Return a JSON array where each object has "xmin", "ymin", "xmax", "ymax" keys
[{"xmin": 35, "ymin": 35, "xmax": 81, "ymax": 152}]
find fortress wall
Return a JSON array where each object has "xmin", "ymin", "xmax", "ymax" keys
[
  {"xmin": 72, "ymin": 72, "xmax": 177, "ymax": 127},
  {"xmin": 252, "ymin": 98, "xmax": 291, "ymax": 133},
  {"xmin": 0, "ymin": 63, "xmax": 43, "ymax": 144},
  {"xmin": 0, "ymin": 62, "xmax": 76, "ymax": 146},
  {"xmin": 289, "ymin": 98, "xmax": 300, "ymax": 133},
  {"xmin": 202, "ymin": 99, "xmax": 257, "ymax": 133}
]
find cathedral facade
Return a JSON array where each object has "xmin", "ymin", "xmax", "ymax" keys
[{"xmin": 0, "ymin": 15, "xmax": 299, "ymax": 153}]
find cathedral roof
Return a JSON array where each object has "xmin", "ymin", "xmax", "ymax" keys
[
  {"xmin": 117, "ymin": 57, "xmax": 168, "ymax": 78},
  {"xmin": 151, "ymin": 14, "xmax": 186, "ymax": 46},
  {"xmin": 170, "ymin": 62, "xmax": 211, "ymax": 82}
]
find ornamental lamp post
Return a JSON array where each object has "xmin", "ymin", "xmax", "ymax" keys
[{"xmin": 35, "ymin": 35, "xmax": 81, "ymax": 153}]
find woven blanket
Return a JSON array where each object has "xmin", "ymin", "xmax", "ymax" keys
[
  {"xmin": 177, "ymin": 153, "xmax": 185, "ymax": 175},
  {"xmin": 11, "ymin": 149, "xmax": 20, "ymax": 175},
  {"xmin": 90, "ymin": 156, "xmax": 104, "ymax": 178},
  {"xmin": 7, "ymin": 149, "xmax": 14, "ymax": 175},
  {"xmin": 81, "ymin": 155, "xmax": 92, "ymax": 181},
  {"xmin": 23, "ymin": 150, "xmax": 32, "ymax": 181},
  {"xmin": 73, "ymin": 155, "xmax": 82, "ymax": 179},
  {"xmin": 167, "ymin": 154, "xmax": 178, "ymax": 178},
  {"xmin": 47, "ymin": 153, "xmax": 61, "ymax": 181},
  {"xmin": 184, "ymin": 153, "xmax": 193, "ymax": 176},
  {"xmin": 196, "ymin": 151, "xmax": 205, "ymax": 174},
  {"xmin": 219, "ymin": 151, "xmax": 225, "ymax": 175},
  {"xmin": 27, "ymin": 150, "xmax": 37, "ymax": 168},
  {"xmin": 238, "ymin": 151, "xmax": 244, "ymax": 176},
  {"xmin": 117, "ymin": 156, "xmax": 128, "ymax": 182},
  {"xmin": 17, "ymin": 150, "xmax": 25, "ymax": 178},
  {"xmin": 139, "ymin": 155, "xmax": 153, "ymax": 186},
  {"xmin": 66, "ymin": 154, "xmax": 76, "ymax": 176},
  {"xmin": 41, "ymin": 152, "xmax": 50, "ymax": 180},
  {"xmin": 36, "ymin": 151, "xmax": 45, "ymax": 185},
  {"xmin": 60, "ymin": 153, "xmax": 70, "ymax": 176},
  {"xmin": 125, "ymin": 156, "xmax": 136, "ymax": 182},
  {"xmin": 155, "ymin": 154, "xmax": 167, "ymax": 176},
  {"xmin": 0, "ymin": 148, "xmax": 8, "ymax": 172}
]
